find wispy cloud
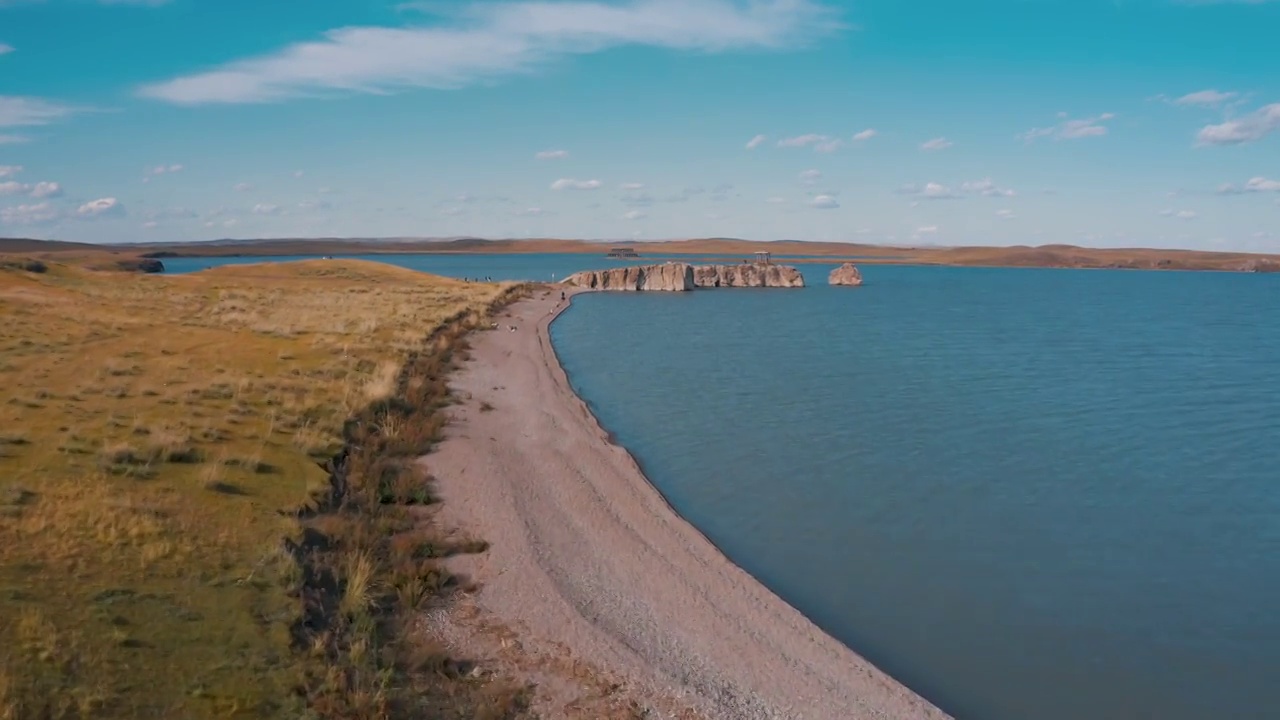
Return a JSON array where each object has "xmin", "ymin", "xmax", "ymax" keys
[
  {"xmin": 76, "ymin": 197, "xmax": 124, "ymax": 219},
  {"xmin": 138, "ymin": 0, "xmax": 842, "ymax": 105},
  {"xmin": 1019, "ymin": 112, "xmax": 1114, "ymax": 143},
  {"xmin": 808, "ymin": 194, "xmax": 839, "ymax": 209},
  {"xmin": 920, "ymin": 137, "xmax": 952, "ymax": 151},
  {"xmin": 1159, "ymin": 209, "xmax": 1198, "ymax": 220},
  {"xmin": 1171, "ymin": 89, "xmax": 1238, "ymax": 107},
  {"xmin": 0, "ymin": 135, "xmax": 26, "ymax": 145},
  {"xmin": 798, "ymin": 168, "xmax": 821, "ymax": 185},
  {"xmin": 896, "ymin": 182, "xmax": 958, "ymax": 199},
  {"xmin": 31, "ymin": 181, "xmax": 62, "ymax": 198},
  {"xmin": 550, "ymin": 177, "xmax": 601, "ymax": 190},
  {"xmin": 0, "ymin": 44, "xmax": 14, "ymax": 56},
  {"xmin": 1218, "ymin": 176, "xmax": 1280, "ymax": 194},
  {"xmin": 535, "ymin": 149, "xmax": 568, "ymax": 160},
  {"xmin": 996, "ymin": 209, "xmax": 1015, "ymax": 220},
  {"xmin": 233, "ymin": 182, "xmax": 253, "ymax": 192},
  {"xmin": 960, "ymin": 178, "xmax": 1016, "ymax": 197},
  {"xmin": 0, "ymin": 96, "xmax": 78, "ymax": 129},
  {"xmin": 1196, "ymin": 103, "xmax": 1280, "ymax": 145},
  {"xmin": 852, "ymin": 128, "xmax": 876, "ymax": 142},
  {"xmin": 777, "ymin": 133, "xmax": 830, "ymax": 149},
  {"xmin": 0, "ymin": 202, "xmax": 57, "ymax": 226},
  {"xmin": 0, "ymin": 166, "xmax": 22, "ymax": 178},
  {"xmin": 745, "ymin": 133, "xmax": 767, "ymax": 150},
  {"xmin": 623, "ymin": 209, "xmax": 647, "ymax": 220}
]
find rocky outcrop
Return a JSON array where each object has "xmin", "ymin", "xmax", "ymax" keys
[
  {"xmin": 828, "ymin": 262, "xmax": 863, "ymax": 286},
  {"xmin": 691, "ymin": 264, "xmax": 805, "ymax": 288},
  {"xmin": 563, "ymin": 262, "xmax": 806, "ymax": 291},
  {"xmin": 562, "ymin": 262, "xmax": 695, "ymax": 291}
]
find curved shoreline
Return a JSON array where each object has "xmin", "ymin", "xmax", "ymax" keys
[{"xmin": 421, "ymin": 287, "xmax": 950, "ymax": 719}]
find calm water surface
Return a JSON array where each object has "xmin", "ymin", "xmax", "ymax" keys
[
  {"xmin": 552, "ymin": 265, "xmax": 1280, "ymax": 720},
  {"xmin": 172, "ymin": 255, "xmax": 1280, "ymax": 720}
]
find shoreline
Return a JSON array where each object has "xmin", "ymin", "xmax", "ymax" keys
[{"xmin": 420, "ymin": 287, "xmax": 951, "ymax": 719}]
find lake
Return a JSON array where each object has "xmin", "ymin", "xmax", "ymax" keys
[{"xmin": 168, "ymin": 254, "xmax": 1280, "ymax": 720}]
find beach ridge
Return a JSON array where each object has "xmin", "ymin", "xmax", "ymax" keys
[{"xmin": 421, "ymin": 287, "xmax": 950, "ymax": 719}]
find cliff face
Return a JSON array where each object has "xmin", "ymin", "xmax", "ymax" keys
[
  {"xmin": 562, "ymin": 262, "xmax": 695, "ymax": 291},
  {"xmin": 563, "ymin": 262, "xmax": 806, "ymax": 291},
  {"xmin": 691, "ymin": 264, "xmax": 805, "ymax": 288},
  {"xmin": 828, "ymin": 262, "xmax": 863, "ymax": 286}
]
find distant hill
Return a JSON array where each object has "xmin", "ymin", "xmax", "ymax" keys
[{"xmin": 5, "ymin": 236, "xmax": 1279, "ymax": 273}]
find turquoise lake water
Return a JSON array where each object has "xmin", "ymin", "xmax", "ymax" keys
[{"xmin": 167, "ymin": 254, "xmax": 1280, "ymax": 720}]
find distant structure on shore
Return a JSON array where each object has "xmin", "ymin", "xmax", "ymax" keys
[
  {"xmin": 606, "ymin": 247, "xmax": 640, "ymax": 258},
  {"xmin": 753, "ymin": 250, "xmax": 772, "ymax": 265}
]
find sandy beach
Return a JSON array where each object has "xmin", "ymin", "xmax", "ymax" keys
[{"xmin": 419, "ymin": 287, "xmax": 951, "ymax": 719}]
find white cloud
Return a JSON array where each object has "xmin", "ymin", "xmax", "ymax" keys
[
  {"xmin": 620, "ymin": 182, "xmax": 645, "ymax": 190},
  {"xmin": 1173, "ymin": 89, "xmax": 1238, "ymax": 107},
  {"xmin": 996, "ymin": 209, "xmax": 1015, "ymax": 220},
  {"xmin": 138, "ymin": 0, "xmax": 841, "ymax": 105},
  {"xmin": 798, "ymin": 168, "xmax": 822, "ymax": 185},
  {"xmin": 142, "ymin": 221, "xmax": 159, "ymax": 229},
  {"xmin": 233, "ymin": 182, "xmax": 253, "ymax": 192},
  {"xmin": 745, "ymin": 134, "xmax": 767, "ymax": 150},
  {"xmin": 814, "ymin": 138, "xmax": 843, "ymax": 152},
  {"xmin": 514, "ymin": 206, "xmax": 545, "ymax": 216},
  {"xmin": 1158, "ymin": 208, "xmax": 1198, "ymax": 220},
  {"xmin": 0, "ymin": 44, "xmax": 13, "ymax": 56},
  {"xmin": 148, "ymin": 163, "xmax": 184, "ymax": 176},
  {"xmin": 897, "ymin": 182, "xmax": 958, "ymax": 199},
  {"xmin": 916, "ymin": 225, "xmax": 938, "ymax": 234},
  {"xmin": 30, "ymin": 181, "xmax": 62, "ymax": 198},
  {"xmin": 765, "ymin": 196, "xmax": 786, "ymax": 204},
  {"xmin": 808, "ymin": 194, "xmax": 839, "ymax": 209},
  {"xmin": 0, "ymin": 165, "xmax": 21, "ymax": 178},
  {"xmin": 297, "ymin": 199, "xmax": 333, "ymax": 211},
  {"xmin": 550, "ymin": 178, "xmax": 601, "ymax": 190},
  {"xmin": 252, "ymin": 203, "xmax": 282, "ymax": 215},
  {"xmin": 960, "ymin": 178, "xmax": 1016, "ymax": 197},
  {"xmin": 1218, "ymin": 176, "xmax": 1280, "ymax": 194},
  {"xmin": 852, "ymin": 128, "xmax": 876, "ymax": 142},
  {"xmin": 223, "ymin": 218, "xmax": 239, "ymax": 228},
  {"xmin": 623, "ymin": 209, "xmax": 647, "ymax": 220},
  {"xmin": 920, "ymin": 137, "xmax": 952, "ymax": 151},
  {"xmin": 0, "ymin": 96, "xmax": 78, "ymax": 129},
  {"xmin": 535, "ymin": 149, "xmax": 569, "ymax": 160},
  {"xmin": 1019, "ymin": 113, "xmax": 1114, "ymax": 143},
  {"xmin": 0, "ymin": 181, "xmax": 29, "ymax": 196},
  {"xmin": 76, "ymin": 197, "xmax": 123, "ymax": 218},
  {"xmin": 0, "ymin": 202, "xmax": 57, "ymax": 226},
  {"xmin": 293, "ymin": 169, "xmax": 305, "ymax": 178},
  {"xmin": 778, "ymin": 133, "xmax": 829, "ymax": 148},
  {"xmin": 1196, "ymin": 103, "xmax": 1280, "ymax": 146}
]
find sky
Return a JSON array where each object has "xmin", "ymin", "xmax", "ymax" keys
[{"xmin": 0, "ymin": 0, "xmax": 1277, "ymax": 250}]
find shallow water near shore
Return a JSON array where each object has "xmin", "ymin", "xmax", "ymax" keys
[{"xmin": 170, "ymin": 254, "xmax": 1280, "ymax": 720}]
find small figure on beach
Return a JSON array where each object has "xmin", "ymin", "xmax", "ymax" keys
[{"xmin": 560, "ymin": 291, "xmax": 566, "ymax": 302}]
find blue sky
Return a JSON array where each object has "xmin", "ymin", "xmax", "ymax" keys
[{"xmin": 1, "ymin": 0, "xmax": 1277, "ymax": 249}]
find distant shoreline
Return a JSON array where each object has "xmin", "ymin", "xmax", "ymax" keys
[
  {"xmin": 421, "ymin": 287, "xmax": 951, "ymax": 719},
  {"xmin": 4, "ymin": 236, "xmax": 1279, "ymax": 273}
]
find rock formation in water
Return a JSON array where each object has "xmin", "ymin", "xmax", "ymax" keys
[
  {"xmin": 828, "ymin": 262, "xmax": 863, "ymax": 286},
  {"xmin": 691, "ymin": 264, "xmax": 805, "ymax": 288},
  {"xmin": 562, "ymin": 262, "xmax": 695, "ymax": 291},
  {"xmin": 563, "ymin": 262, "xmax": 806, "ymax": 291}
]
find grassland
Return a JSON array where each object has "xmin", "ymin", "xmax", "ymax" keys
[{"xmin": 0, "ymin": 257, "xmax": 527, "ymax": 719}]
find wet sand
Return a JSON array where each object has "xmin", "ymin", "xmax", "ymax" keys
[{"xmin": 420, "ymin": 288, "xmax": 950, "ymax": 719}]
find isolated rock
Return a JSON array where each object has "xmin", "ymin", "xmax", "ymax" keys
[
  {"xmin": 562, "ymin": 262, "xmax": 695, "ymax": 291},
  {"xmin": 828, "ymin": 263, "xmax": 863, "ymax": 286},
  {"xmin": 691, "ymin": 264, "xmax": 805, "ymax": 288}
]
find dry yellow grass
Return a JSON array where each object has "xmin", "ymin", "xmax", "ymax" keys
[{"xmin": 0, "ymin": 257, "xmax": 511, "ymax": 719}]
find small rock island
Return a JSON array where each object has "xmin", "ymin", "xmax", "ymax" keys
[
  {"xmin": 563, "ymin": 261, "xmax": 805, "ymax": 291},
  {"xmin": 828, "ymin": 262, "xmax": 863, "ymax": 286}
]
